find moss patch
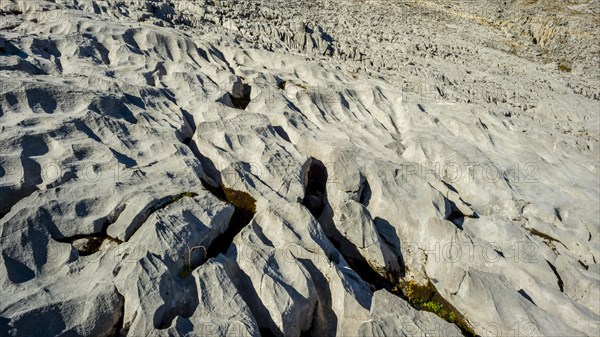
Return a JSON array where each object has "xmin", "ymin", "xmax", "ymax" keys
[
  {"xmin": 558, "ymin": 62, "xmax": 572, "ymax": 72},
  {"xmin": 179, "ymin": 264, "xmax": 192, "ymax": 278},
  {"xmin": 526, "ymin": 228, "xmax": 560, "ymax": 243},
  {"xmin": 222, "ymin": 186, "xmax": 256, "ymax": 213},
  {"xmin": 168, "ymin": 191, "xmax": 199, "ymax": 205},
  {"xmin": 399, "ymin": 279, "xmax": 476, "ymax": 336},
  {"xmin": 526, "ymin": 228, "xmax": 567, "ymax": 252}
]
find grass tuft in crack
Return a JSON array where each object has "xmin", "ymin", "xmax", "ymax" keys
[
  {"xmin": 169, "ymin": 192, "xmax": 199, "ymax": 205},
  {"xmin": 179, "ymin": 264, "xmax": 192, "ymax": 278},
  {"xmin": 398, "ymin": 279, "xmax": 476, "ymax": 336}
]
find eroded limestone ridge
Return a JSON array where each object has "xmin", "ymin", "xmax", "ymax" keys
[{"xmin": 0, "ymin": 1, "xmax": 598, "ymax": 337}]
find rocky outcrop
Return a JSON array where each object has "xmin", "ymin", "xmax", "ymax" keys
[{"xmin": 0, "ymin": 1, "xmax": 598, "ymax": 337}]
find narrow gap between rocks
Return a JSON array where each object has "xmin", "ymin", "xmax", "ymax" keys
[
  {"xmin": 444, "ymin": 197, "xmax": 478, "ymax": 230},
  {"xmin": 357, "ymin": 175, "xmax": 371, "ymax": 206},
  {"xmin": 445, "ymin": 198, "xmax": 467, "ymax": 229},
  {"xmin": 300, "ymin": 158, "xmax": 327, "ymax": 218},
  {"xmin": 400, "ymin": 278, "xmax": 476, "ymax": 336},
  {"xmin": 229, "ymin": 83, "xmax": 252, "ymax": 110},
  {"xmin": 518, "ymin": 289, "xmax": 536, "ymax": 305},
  {"xmin": 56, "ymin": 192, "xmax": 199, "ymax": 256},
  {"xmin": 176, "ymin": 125, "xmax": 256, "ymax": 276},
  {"xmin": 298, "ymin": 157, "xmax": 477, "ymax": 337},
  {"xmin": 527, "ymin": 228, "xmax": 564, "ymax": 246},
  {"xmin": 176, "ymin": 180, "xmax": 256, "ymax": 278},
  {"xmin": 55, "ymin": 204, "xmax": 126, "ymax": 256},
  {"xmin": 201, "ymin": 181, "xmax": 256, "ymax": 260},
  {"xmin": 299, "ymin": 159, "xmax": 399, "ymax": 290},
  {"xmin": 112, "ymin": 294, "xmax": 126, "ymax": 337},
  {"xmin": 546, "ymin": 260, "xmax": 564, "ymax": 293}
]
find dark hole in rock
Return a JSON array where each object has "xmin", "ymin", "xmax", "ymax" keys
[
  {"xmin": 301, "ymin": 158, "xmax": 328, "ymax": 218},
  {"xmin": 358, "ymin": 175, "xmax": 371, "ymax": 206},
  {"xmin": 554, "ymin": 208, "xmax": 562, "ymax": 222},
  {"xmin": 298, "ymin": 159, "xmax": 405, "ymax": 297},
  {"xmin": 441, "ymin": 180, "xmax": 458, "ymax": 194},
  {"xmin": 2, "ymin": 252, "xmax": 35, "ymax": 283},
  {"xmin": 112, "ymin": 294, "xmax": 126, "ymax": 336},
  {"xmin": 518, "ymin": 289, "xmax": 536, "ymax": 305},
  {"xmin": 445, "ymin": 198, "xmax": 465, "ymax": 229},
  {"xmin": 260, "ymin": 327, "xmax": 278, "ymax": 337},
  {"xmin": 55, "ymin": 204, "xmax": 127, "ymax": 256},
  {"xmin": 229, "ymin": 83, "xmax": 252, "ymax": 110},
  {"xmin": 201, "ymin": 182, "xmax": 256, "ymax": 261},
  {"xmin": 546, "ymin": 260, "xmax": 564, "ymax": 292},
  {"xmin": 272, "ymin": 125, "xmax": 291, "ymax": 143},
  {"xmin": 0, "ymin": 317, "xmax": 9, "ymax": 335},
  {"xmin": 400, "ymin": 279, "xmax": 476, "ymax": 336}
]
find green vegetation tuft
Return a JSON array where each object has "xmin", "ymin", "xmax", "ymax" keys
[
  {"xmin": 527, "ymin": 228, "xmax": 561, "ymax": 243},
  {"xmin": 81, "ymin": 237, "xmax": 104, "ymax": 255},
  {"xmin": 170, "ymin": 192, "xmax": 198, "ymax": 204},
  {"xmin": 222, "ymin": 186, "xmax": 256, "ymax": 213},
  {"xmin": 558, "ymin": 62, "xmax": 572, "ymax": 72},
  {"xmin": 179, "ymin": 264, "xmax": 192, "ymax": 278},
  {"xmin": 400, "ymin": 279, "xmax": 476, "ymax": 336}
]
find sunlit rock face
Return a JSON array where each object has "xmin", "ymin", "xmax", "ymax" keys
[{"xmin": 0, "ymin": 1, "xmax": 598, "ymax": 337}]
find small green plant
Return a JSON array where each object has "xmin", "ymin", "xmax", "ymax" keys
[
  {"xmin": 420, "ymin": 301, "xmax": 457, "ymax": 322},
  {"xmin": 558, "ymin": 62, "xmax": 572, "ymax": 72},
  {"xmin": 400, "ymin": 279, "xmax": 475, "ymax": 336},
  {"xmin": 170, "ymin": 192, "xmax": 198, "ymax": 204},
  {"xmin": 157, "ymin": 191, "xmax": 199, "ymax": 212},
  {"xmin": 179, "ymin": 264, "xmax": 192, "ymax": 278},
  {"xmin": 222, "ymin": 186, "xmax": 256, "ymax": 213},
  {"xmin": 526, "ymin": 228, "xmax": 562, "ymax": 244}
]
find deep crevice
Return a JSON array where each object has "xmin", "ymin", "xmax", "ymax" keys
[
  {"xmin": 177, "ymin": 127, "xmax": 256, "ymax": 276},
  {"xmin": 298, "ymin": 158, "xmax": 475, "ymax": 336},
  {"xmin": 272, "ymin": 125, "xmax": 291, "ymax": 143},
  {"xmin": 112, "ymin": 293, "xmax": 126, "ymax": 337},
  {"xmin": 357, "ymin": 174, "xmax": 371, "ymax": 206},
  {"xmin": 298, "ymin": 258, "xmax": 337, "ymax": 337},
  {"xmin": 554, "ymin": 208, "xmax": 562, "ymax": 222},
  {"xmin": 229, "ymin": 83, "xmax": 252, "ymax": 110},
  {"xmin": 57, "ymin": 192, "xmax": 199, "ymax": 256},
  {"xmin": 546, "ymin": 260, "xmax": 564, "ymax": 292},
  {"xmin": 300, "ymin": 158, "xmax": 328, "ymax": 218},
  {"xmin": 444, "ymin": 197, "xmax": 478, "ymax": 230},
  {"xmin": 526, "ymin": 228, "xmax": 567, "ymax": 251},
  {"xmin": 518, "ymin": 289, "xmax": 536, "ymax": 305},
  {"xmin": 169, "ymin": 180, "xmax": 257, "ymax": 278},
  {"xmin": 299, "ymin": 159, "xmax": 401, "ymax": 292},
  {"xmin": 202, "ymin": 182, "xmax": 256, "ymax": 260},
  {"xmin": 445, "ymin": 198, "xmax": 466, "ymax": 230},
  {"xmin": 121, "ymin": 192, "xmax": 200, "ymax": 243},
  {"xmin": 55, "ymin": 204, "xmax": 126, "ymax": 256},
  {"xmin": 223, "ymin": 258, "xmax": 282, "ymax": 336},
  {"xmin": 400, "ymin": 278, "xmax": 477, "ymax": 336},
  {"xmin": 329, "ymin": 227, "xmax": 401, "ymax": 293}
]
